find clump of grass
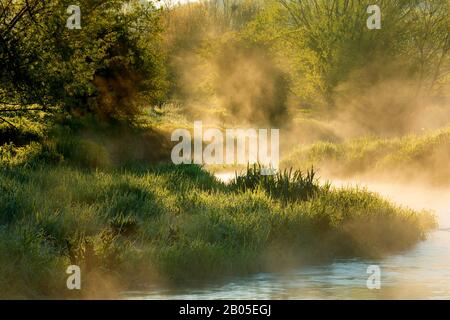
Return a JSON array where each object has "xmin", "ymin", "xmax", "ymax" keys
[{"xmin": 231, "ymin": 164, "xmax": 321, "ymax": 203}]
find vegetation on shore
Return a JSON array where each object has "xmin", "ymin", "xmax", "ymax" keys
[
  {"xmin": 0, "ymin": 163, "xmax": 436, "ymax": 298},
  {"xmin": 282, "ymin": 126, "xmax": 450, "ymax": 185}
]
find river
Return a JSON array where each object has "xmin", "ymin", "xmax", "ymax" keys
[{"xmin": 124, "ymin": 174, "xmax": 450, "ymax": 300}]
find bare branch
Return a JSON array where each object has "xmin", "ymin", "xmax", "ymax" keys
[{"xmin": 0, "ymin": 116, "xmax": 17, "ymax": 129}]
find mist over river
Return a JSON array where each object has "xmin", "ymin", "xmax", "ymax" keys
[{"xmin": 124, "ymin": 174, "xmax": 450, "ymax": 300}]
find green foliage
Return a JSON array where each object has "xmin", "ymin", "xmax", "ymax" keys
[
  {"xmin": 1, "ymin": 0, "xmax": 167, "ymax": 119},
  {"xmin": 162, "ymin": 0, "xmax": 291, "ymax": 126},
  {"xmin": 159, "ymin": 0, "xmax": 449, "ymax": 125},
  {"xmin": 282, "ymin": 126, "xmax": 450, "ymax": 185},
  {"xmin": 231, "ymin": 164, "xmax": 320, "ymax": 203},
  {"xmin": 0, "ymin": 164, "xmax": 436, "ymax": 298},
  {"xmin": 277, "ymin": 0, "xmax": 450, "ymax": 106},
  {"xmin": 0, "ymin": 113, "xmax": 175, "ymax": 169}
]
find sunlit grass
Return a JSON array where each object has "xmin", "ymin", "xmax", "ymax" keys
[
  {"xmin": 281, "ymin": 126, "xmax": 450, "ymax": 184},
  {"xmin": 0, "ymin": 164, "xmax": 436, "ymax": 298},
  {"xmin": 231, "ymin": 164, "xmax": 321, "ymax": 203}
]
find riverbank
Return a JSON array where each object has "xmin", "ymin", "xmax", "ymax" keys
[
  {"xmin": 281, "ymin": 126, "xmax": 450, "ymax": 186},
  {"xmin": 123, "ymin": 179, "xmax": 450, "ymax": 300},
  {"xmin": 0, "ymin": 164, "xmax": 436, "ymax": 299}
]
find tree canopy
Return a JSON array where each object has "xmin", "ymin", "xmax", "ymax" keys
[{"xmin": 0, "ymin": 0, "xmax": 167, "ymax": 119}]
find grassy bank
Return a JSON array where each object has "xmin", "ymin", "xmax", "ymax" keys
[
  {"xmin": 282, "ymin": 126, "xmax": 450, "ymax": 185},
  {"xmin": 0, "ymin": 163, "xmax": 436, "ymax": 299}
]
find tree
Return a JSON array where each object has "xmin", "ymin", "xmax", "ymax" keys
[
  {"xmin": 0, "ymin": 0, "xmax": 167, "ymax": 120},
  {"xmin": 277, "ymin": 0, "xmax": 449, "ymax": 106}
]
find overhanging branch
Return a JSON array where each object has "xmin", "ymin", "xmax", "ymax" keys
[
  {"xmin": 0, "ymin": 107, "xmax": 47, "ymax": 112},
  {"xmin": 0, "ymin": 115, "xmax": 17, "ymax": 129}
]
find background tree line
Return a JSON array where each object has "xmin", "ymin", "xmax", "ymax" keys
[{"xmin": 0, "ymin": 0, "xmax": 449, "ymax": 130}]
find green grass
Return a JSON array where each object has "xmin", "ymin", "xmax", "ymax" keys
[
  {"xmin": 0, "ymin": 163, "xmax": 436, "ymax": 298},
  {"xmin": 281, "ymin": 126, "xmax": 450, "ymax": 185},
  {"xmin": 0, "ymin": 112, "xmax": 440, "ymax": 298},
  {"xmin": 0, "ymin": 114, "xmax": 174, "ymax": 169},
  {"xmin": 231, "ymin": 164, "xmax": 321, "ymax": 204}
]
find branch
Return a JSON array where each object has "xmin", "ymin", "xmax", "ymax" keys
[
  {"xmin": 0, "ymin": 107, "xmax": 47, "ymax": 112},
  {"xmin": 0, "ymin": 116, "xmax": 17, "ymax": 129}
]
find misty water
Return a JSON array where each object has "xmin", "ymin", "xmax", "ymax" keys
[{"xmin": 124, "ymin": 174, "xmax": 450, "ymax": 300}]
